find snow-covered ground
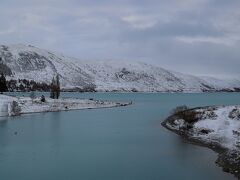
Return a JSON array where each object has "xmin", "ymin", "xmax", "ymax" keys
[
  {"xmin": 0, "ymin": 94, "xmax": 130, "ymax": 117},
  {"xmin": 166, "ymin": 106, "xmax": 240, "ymax": 151},
  {"xmin": 163, "ymin": 105, "xmax": 240, "ymax": 178},
  {"xmin": 165, "ymin": 106, "xmax": 240, "ymax": 151},
  {"xmin": 193, "ymin": 106, "xmax": 240, "ymax": 150}
]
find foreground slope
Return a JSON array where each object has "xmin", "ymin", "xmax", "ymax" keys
[{"xmin": 0, "ymin": 44, "xmax": 239, "ymax": 92}]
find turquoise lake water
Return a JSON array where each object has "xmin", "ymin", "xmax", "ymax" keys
[{"xmin": 0, "ymin": 92, "xmax": 239, "ymax": 180}]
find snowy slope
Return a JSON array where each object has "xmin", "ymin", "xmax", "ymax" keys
[
  {"xmin": 0, "ymin": 44, "xmax": 240, "ymax": 92},
  {"xmin": 164, "ymin": 105, "xmax": 240, "ymax": 150}
]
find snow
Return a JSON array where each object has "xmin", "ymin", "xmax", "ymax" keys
[
  {"xmin": 0, "ymin": 94, "xmax": 130, "ymax": 117},
  {"xmin": 0, "ymin": 94, "xmax": 17, "ymax": 101},
  {"xmin": 166, "ymin": 106, "xmax": 240, "ymax": 151},
  {"xmin": 173, "ymin": 119, "xmax": 186, "ymax": 129},
  {"xmin": 1, "ymin": 44, "xmax": 240, "ymax": 92},
  {"xmin": 193, "ymin": 106, "xmax": 240, "ymax": 150},
  {"xmin": 201, "ymin": 76, "xmax": 240, "ymax": 90}
]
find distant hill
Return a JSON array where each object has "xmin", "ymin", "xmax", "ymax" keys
[{"xmin": 0, "ymin": 44, "xmax": 240, "ymax": 92}]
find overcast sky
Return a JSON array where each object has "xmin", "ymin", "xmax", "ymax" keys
[{"xmin": 1, "ymin": 0, "xmax": 240, "ymax": 78}]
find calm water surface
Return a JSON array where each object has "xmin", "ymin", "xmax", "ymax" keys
[{"xmin": 0, "ymin": 93, "xmax": 239, "ymax": 180}]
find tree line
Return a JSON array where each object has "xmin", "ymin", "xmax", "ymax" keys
[{"xmin": 0, "ymin": 73, "xmax": 60, "ymax": 99}]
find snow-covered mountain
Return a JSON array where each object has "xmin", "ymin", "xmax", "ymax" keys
[{"xmin": 0, "ymin": 44, "xmax": 240, "ymax": 92}]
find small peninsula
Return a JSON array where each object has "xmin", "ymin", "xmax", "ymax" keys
[
  {"xmin": 0, "ymin": 94, "xmax": 130, "ymax": 117},
  {"xmin": 162, "ymin": 105, "xmax": 240, "ymax": 179}
]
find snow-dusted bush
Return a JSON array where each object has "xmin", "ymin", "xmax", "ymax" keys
[
  {"xmin": 8, "ymin": 101, "xmax": 21, "ymax": 116},
  {"xmin": 171, "ymin": 106, "xmax": 201, "ymax": 124},
  {"xmin": 171, "ymin": 105, "xmax": 189, "ymax": 114},
  {"xmin": 229, "ymin": 108, "xmax": 240, "ymax": 120}
]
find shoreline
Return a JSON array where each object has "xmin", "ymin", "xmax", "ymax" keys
[
  {"xmin": 17, "ymin": 102, "xmax": 131, "ymax": 117},
  {"xmin": 5, "ymin": 90, "xmax": 240, "ymax": 93},
  {"xmin": 161, "ymin": 107, "xmax": 240, "ymax": 179},
  {"xmin": 0, "ymin": 94, "xmax": 132, "ymax": 117}
]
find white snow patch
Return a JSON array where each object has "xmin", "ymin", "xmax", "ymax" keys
[
  {"xmin": 0, "ymin": 94, "xmax": 130, "ymax": 117},
  {"xmin": 193, "ymin": 106, "xmax": 240, "ymax": 150}
]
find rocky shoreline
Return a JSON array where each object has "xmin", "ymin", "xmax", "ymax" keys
[{"xmin": 162, "ymin": 106, "xmax": 240, "ymax": 179}]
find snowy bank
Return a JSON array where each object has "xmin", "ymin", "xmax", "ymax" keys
[
  {"xmin": 0, "ymin": 95, "xmax": 19, "ymax": 117},
  {"xmin": 162, "ymin": 105, "xmax": 240, "ymax": 178},
  {"xmin": 0, "ymin": 94, "xmax": 131, "ymax": 117}
]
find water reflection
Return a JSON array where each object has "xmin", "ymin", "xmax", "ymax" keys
[
  {"xmin": 49, "ymin": 112, "xmax": 62, "ymax": 154},
  {"xmin": 0, "ymin": 119, "xmax": 9, "ymax": 148}
]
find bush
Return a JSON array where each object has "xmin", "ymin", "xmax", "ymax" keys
[
  {"xmin": 172, "ymin": 105, "xmax": 189, "ymax": 114},
  {"xmin": 229, "ymin": 108, "xmax": 240, "ymax": 120},
  {"xmin": 172, "ymin": 106, "xmax": 201, "ymax": 124},
  {"xmin": 40, "ymin": 95, "xmax": 46, "ymax": 102},
  {"xmin": 10, "ymin": 101, "xmax": 21, "ymax": 116}
]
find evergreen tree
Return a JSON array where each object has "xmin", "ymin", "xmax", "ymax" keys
[
  {"xmin": 56, "ymin": 74, "xmax": 60, "ymax": 99},
  {"xmin": 50, "ymin": 76, "xmax": 55, "ymax": 99},
  {"xmin": 50, "ymin": 74, "xmax": 60, "ymax": 99},
  {"xmin": 0, "ymin": 73, "xmax": 8, "ymax": 93}
]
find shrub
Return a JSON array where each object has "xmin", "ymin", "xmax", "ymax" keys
[
  {"xmin": 10, "ymin": 101, "xmax": 21, "ymax": 116},
  {"xmin": 229, "ymin": 108, "xmax": 240, "ymax": 120},
  {"xmin": 172, "ymin": 105, "xmax": 189, "ymax": 114},
  {"xmin": 172, "ymin": 106, "xmax": 201, "ymax": 124},
  {"xmin": 40, "ymin": 95, "xmax": 46, "ymax": 102}
]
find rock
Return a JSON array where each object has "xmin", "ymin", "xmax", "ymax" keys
[
  {"xmin": 200, "ymin": 129, "xmax": 212, "ymax": 134},
  {"xmin": 229, "ymin": 108, "xmax": 240, "ymax": 120}
]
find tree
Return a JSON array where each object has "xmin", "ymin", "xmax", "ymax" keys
[
  {"xmin": 56, "ymin": 74, "xmax": 60, "ymax": 99},
  {"xmin": 50, "ymin": 74, "xmax": 60, "ymax": 99},
  {"xmin": 0, "ymin": 73, "xmax": 8, "ymax": 93}
]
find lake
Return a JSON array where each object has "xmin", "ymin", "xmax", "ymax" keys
[{"xmin": 0, "ymin": 92, "xmax": 239, "ymax": 180}]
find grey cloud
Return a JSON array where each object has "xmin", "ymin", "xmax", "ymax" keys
[{"xmin": 0, "ymin": 0, "xmax": 240, "ymax": 78}]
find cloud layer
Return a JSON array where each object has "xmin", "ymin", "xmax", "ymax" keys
[{"xmin": 1, "ymin": 0, "xmax": 240, "ymax": 78}]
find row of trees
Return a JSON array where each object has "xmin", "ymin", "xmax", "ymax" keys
[
  {"xmin": 7, "ymin": 79, "xmax": 51, "ymax": 92},
  {"xmin": 0, "ymin": 73, "xmax": 60, "ymax": 99}
]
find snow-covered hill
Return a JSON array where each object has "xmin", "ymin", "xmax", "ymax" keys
[{"xmin": 0, "ymin": 44, "xmax": 240, "ymax": 92}]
